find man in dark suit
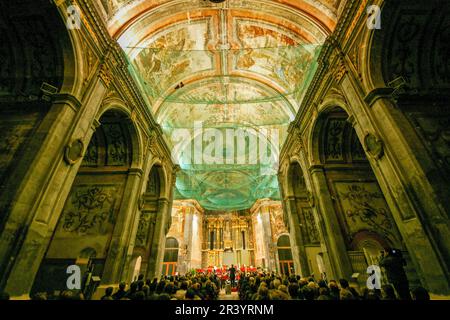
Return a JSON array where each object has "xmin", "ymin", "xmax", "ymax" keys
[
  {"xmin": 379, "ymin": 249, "xmax": 411, "ymax": 300},
  {"xmin": 229, "ymin": 264, "xmax": 236, "ymax": 288}
]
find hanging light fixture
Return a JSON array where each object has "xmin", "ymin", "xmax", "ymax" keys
[{"xmin": 207, "ymin": 0, "xmax": 226, "ymax": 3}]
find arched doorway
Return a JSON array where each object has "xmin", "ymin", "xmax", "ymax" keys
[
  {"xmin": 131, "ymin": 163, "xmax": 170, "ymax": 279},
  {"xmin": 0, "ymin": 0, "xmax": 79, "ymax": 295},
  {"xmin": 31, "ymin": 109, "xmax": 136, "ymax": 294},
  {"xmin": 162, "ymin": 237, "xmax": 179, "ymax": 276},
  {"xmin": 284, "ymin": 161, "xmax": 321, "ymax": 276},
  {"xmin": 277, "ymin": 235, "xmax": 294, "ymax": 276}
]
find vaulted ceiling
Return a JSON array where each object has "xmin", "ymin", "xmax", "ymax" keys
[{"xmin": 96, "ymin": 0, "xmax": 340, "ymax": 210}]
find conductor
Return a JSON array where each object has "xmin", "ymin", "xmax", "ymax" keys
[{"xmin": 228, "ymin": 264, "xmax": 236, "ymax": 288}]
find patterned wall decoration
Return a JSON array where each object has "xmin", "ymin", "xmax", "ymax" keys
[
  {"xmin": 0, "ymin": 114, "xmax": 42, "ymax": 183},
  {"xmin": 302, "ymin": 208, "xmax": 320, "ymax": 244},
  {"xmin": 103, "ymin": 123, "xmax": 128, "ymax": 166},
  {"xmin": 381, "ymin": 3, "xmax": 450, "ymax": 89},
  {"xmin": 46, "ymin": 183, "xmax": 124, "ymax": 259},
  {"xmin": 323, "ymin": 118, "xmax": 346, "ymax": 162},
  {"xmin": 350, "ymin": 129, "xmax": 366, "ymax": 161},
  {"xmin": 81, "ymin": 132, "xmax": 99, "ymax": 167},
  {"xmin": 135, "ymin": 212, "xmax": 154, "ymax": 247},
  {"xmin": 60, "ymin": 185, "xmax": 118, "ymax": 235},
  {"xmin": 334, "ymin": 182, "xmax": 397, "ymax": 244},
  {"xmin": 408, "ymin": 114, "xmax": 450, "ymax": 179},
  {"xmin": 320, "ymin": 115, "xmax": 370, "ymax": 164}
]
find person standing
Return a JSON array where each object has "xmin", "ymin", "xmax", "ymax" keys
[
  {"xmin": 379, "ymin": 249, "xmax": 411, "ymax": 300},
  {"xmin": 229, "ymin": 264, "xmax": 236, "ymax": 288}
]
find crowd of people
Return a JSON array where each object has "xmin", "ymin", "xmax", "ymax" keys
[
  {"xmin": 0, "ymin": 271, "xmax": 431, "ymax": 301},
  {"xmin": 95, "ymin": 270, "xmax": 430, "ymax": 301},
  {"xmin": 0, "ymin": 249, "xmax": 433, "ymax": 301},
  {"xmin": 237, "ymin": 273, "xmax": 430, "ymax": 301}
]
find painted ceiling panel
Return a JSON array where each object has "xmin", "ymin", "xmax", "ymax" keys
[
  {"xmin": 131, "ymin": 20, "xmax": 215, "ymax": 101},
  {"xmin": 158, "ymin": 78, "xmax": 293, "ymax": 128},
  {"xmin": 107, "ymin": 0, "xmax": 332, "ymax": 210},
  {"xmin": 99, "ymin": 1, "xmax": 340, "ymax": 33}
]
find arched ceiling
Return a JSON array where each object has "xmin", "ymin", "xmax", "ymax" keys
[{"xmin": 96, "ymin": 0, "xmax": 338, "ymax": 210}]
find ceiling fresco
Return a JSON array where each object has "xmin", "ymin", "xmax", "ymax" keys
[
  {"xmin": 98, "ymin": 1, "xmax": 341, "ymax": 32},
  {"xmin": 98, "ymin": 0, "xmax": 335, "ymax": 210},
  {"xmin": 158, "ymin": 78, "xmax": 293, "ymax": 129}
]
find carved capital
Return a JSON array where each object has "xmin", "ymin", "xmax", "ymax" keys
[
  {"xmin": 147, "ymin": 129, "xmax": 158, "ymax": 151},
  {"xmin": 335, "ymin": 54, "xmax": 348, "ymax": 83}
]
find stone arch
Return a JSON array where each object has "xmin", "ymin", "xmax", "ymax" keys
[
  {"xmin": 54, "ymin": 4, "xmax": 85, "ymax": 97},
  {"xmin": 276, "ymin": 234, "xmax": 294, "ymax": 275},
  {"xmin": 0, "ymin": 0, "xmax": 83, "ymax": 222},
  {"xmin": 309, "ymin": 95, "xmax": 352, "ymax": 165},
  {"xmin": 362, "ymin": 0, "xmax": 450, "ymax": 92},
  {"xmin": 31, "ymin": 109, "xmax": 139, "ymax": 293},
  {"xmin": 358, "ymin": 1, "xmax": 450, "ymax": 293},
  {"xmin": 307, "ymin": 105, "xmax": 419, "ymax": 285},
  {"xmin": 147, "ymin": 159, "xmax": 169, "ymax": 201},
  {"xmin": 285, "ymin": 160, "xmax": 308, "ymax": 198},
  {"xmin": 130, "ymin": 157, "xmax": 173, "ymax": 279},
  {"xmin": 282, "ymin": 158, "xmax": 320, "ymax": 277},
  {"xmin": 0, "ymin": 0, "xmax": 79, "ymax": 98},
  {"xmin": 162, "ymin": 237, "xmax": 180, "ymax": 276},
  {"xmin": 0, "ymin": 1, "xmax": 88, "ymax": 296},
  {"xmin": 96, "ymin": 99, "xmax": 144, "ymax": 169}
]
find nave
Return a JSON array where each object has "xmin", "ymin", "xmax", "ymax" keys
[{"xmin": 0, "ymin": 0, "xmax": 449, "ymax": 301}]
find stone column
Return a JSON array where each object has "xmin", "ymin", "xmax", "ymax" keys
[
  {"xmin": 260, "ymin": 208, "xmax": 277, "ymax": 271},
  {"xmin": 182, "ymin": 208, "xmax": 194, "ymax": 273},
  {"xmin": 101, "ymin": 168, "xmax": 144, "ymax": 284},
  {"xmin": 283, "ymin": 197, "xmax": 311, "ymax": 277},
  {"xmin": 342, "ymin": 75, "xmax": 450, "ymax": 293},
  {"xmin": 0, "ymin": 77, "xmax": 108, "ymax": 297},
  {"xmin": 146, "ymin": 198, "xmax": 170, "ymax": 278},
  {"xmin": 309, "ymin": 165, "xmax": 353, "ymax": 280},
  {"xmin": 368, "ymin": 96, "xmax": 450, "ymax": 294}
]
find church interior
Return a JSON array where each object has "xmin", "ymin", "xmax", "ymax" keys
[{"xmin": 0, "ymin": 0, "xmax": 449, "ymax": 301}]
